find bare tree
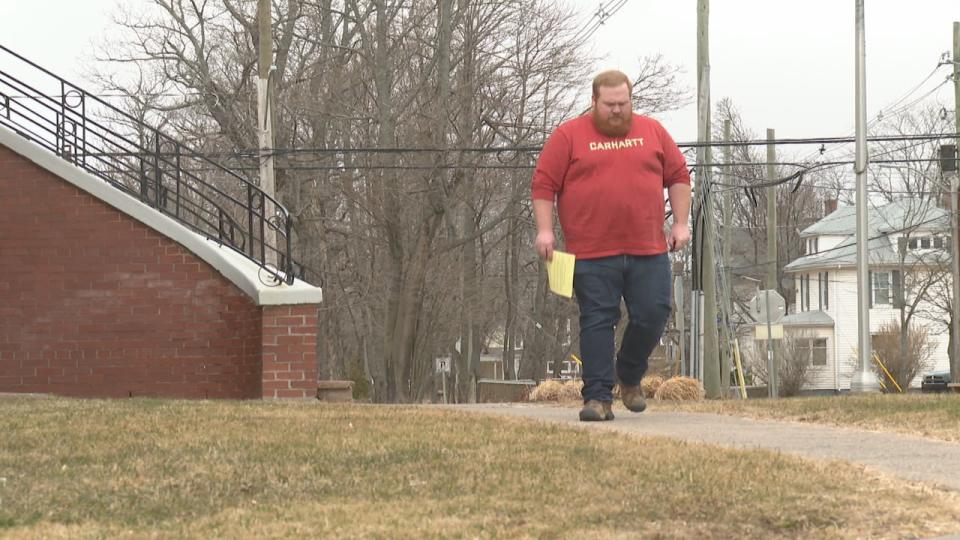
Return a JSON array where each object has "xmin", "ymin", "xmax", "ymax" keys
[
  {"xmin": 94, "ymin": 0, "xmax": 689, "ymax": 402},
  {"xmin": 631, "ymin": 53, "xmax": 691, "ymax": 116},
  {"xmin": 712, "ymin": 98, "xmax": 823, "ymax": 315},
  {"xmin": 867, "ymin": 106, "xmax": 953, "ymax": 375}
]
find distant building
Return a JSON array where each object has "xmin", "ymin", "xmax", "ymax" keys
[{"xmin": 772, "ymin": 199, "xmax": 951, "ymax": 391}]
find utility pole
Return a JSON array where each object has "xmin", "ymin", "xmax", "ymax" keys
[
  {"xmin": 851, "ymin": 0, "xmax": 879, "ymax": 392},
  {"xmin": 765, "ymin": 128, "xmax": 778, "ymax": 399},
  {"xmin": 697, "ymin": 0, "xmax": 721, "ymax": 399},
  {"xmin": 951, "ymin": 21, "xmax": 960, "ymax": 387},
  {"xmin": 257, "ymin": 0, "xmax": 277, "ymax": 267},
  {"xmin": 720, "ymin": 119, "xmax": 733, "ymax": 397}
]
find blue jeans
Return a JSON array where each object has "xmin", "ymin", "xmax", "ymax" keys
[{"xmin": 573, "ymin": 254, "xmax": 672, "ymax": 403}]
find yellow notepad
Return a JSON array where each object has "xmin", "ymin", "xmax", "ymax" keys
[{"xmin": 546, "ymin": 250, "xmax": 575, "ymax": 298}]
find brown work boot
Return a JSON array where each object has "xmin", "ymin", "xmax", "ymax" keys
[
  {"xmin": 579, "ymin": 400, "xmax": 615, "ymax": 422},
  {"xmin": 620, "ymin": 384, "xmax": 647, "ymax": 413}
]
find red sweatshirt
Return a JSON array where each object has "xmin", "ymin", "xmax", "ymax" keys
[{"xmin": 531, "ymin": 113, "xmax": 690, "ymax": 259}]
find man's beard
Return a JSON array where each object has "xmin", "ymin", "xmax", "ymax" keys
[{"xmin": 592, "ymin": 111, "xmax": 632, "ymax": 137}]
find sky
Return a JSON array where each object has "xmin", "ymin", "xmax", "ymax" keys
[
  {"xmin": 1, "ymin": 0, "xmax": 959, "ymax": 146},
  {"xmin": 572, "ymin": 0, "xmax": 960, "ymax": 144}
]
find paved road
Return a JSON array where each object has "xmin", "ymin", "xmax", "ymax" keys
[{"xmin": 446, "ymin": 403, "xmax": 960, "ymax": 493}]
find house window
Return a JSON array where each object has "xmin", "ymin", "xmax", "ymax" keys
[
  {"xmin": 797, "ymin": 338, "xmax": 828, "ymax": 366},
  {"xmin": 818, "ymin": 272, "xmax": 829, "ymax": 310},
  {"xmin": 872, "ymin": 271, "xmax": 891, "ymax": 306},
  {"xmin": 811, "ymin": 338, "xmax": 827, "ymax": 366},
  {"xmin": 871, "ymin": 270, "xmax": 901, "ymax": 308},
  {"xmin": 920, "ymin": 237, "xmax": 931, "ymax": 249},
  {"xmin": 799, "ymin": 274, "xmax": 811, "ymax": 312},
  {"xmin": 797, "ymin": 277, "xmax": 803, "ymax": 312},
  {"xmin": 892, "ymin": 270, "xmax": 903, "ymax": 308},
  {"xmin": 934, "ymin": 237, "xmax": 944, "ymax": 249},
  {"xmin": 908, "ymin": 238, "xmax": 918, "ymax": 249},
  {"xmin": 807, "ymin": 238, "xmax": 818, "ymax": 254}
]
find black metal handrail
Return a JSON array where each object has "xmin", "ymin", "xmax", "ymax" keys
[{"xmin": 0, "ymin": 44, "xmax": 299, "ymax": 285}]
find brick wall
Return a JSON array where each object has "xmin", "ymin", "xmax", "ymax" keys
[
  {"xmin": 261, "ymin": 305, "xmax": 320, "ymax": 399},
  {"xmin": 0, "ymin": 143, "xmax": 317, "ymax": 399}
]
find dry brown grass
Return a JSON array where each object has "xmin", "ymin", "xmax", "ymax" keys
[
  {"xmin": 529, "ymin": 376, "xmax": 668, "ymax": 403},
  {"xmin": 655, "ymin": 393, "xmax": 960, "ymax": 442},
  {"xmin": 640, "ymin": 375, "xmax": 664, "ymax": 398},
  {"xmin": 1, "ymin": 395, "xmax": 960, "ymax": 539},
  {"xmin": 527, "ymin": 379, "xmax": 582, "ymax": 402},
  {"xmin": 654, "ymin": 376, "xmax": 704, "ymax": 401}
]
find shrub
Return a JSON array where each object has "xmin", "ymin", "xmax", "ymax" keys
[
  {"xmin": 747, "ymin": 333, "xmax": 815, "ymax": 397},
  {"xmin": 871, "ymin": 320, "xmax": 935, "ymax": 391}
]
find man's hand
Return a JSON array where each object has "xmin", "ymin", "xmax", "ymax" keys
[
  {"xmin": 535, "ymin": 230, "xmax": 556, "ymax": 261},
  {"xmin": 667, "ymin": 222, "xmax": 691, "ymax": 252}
]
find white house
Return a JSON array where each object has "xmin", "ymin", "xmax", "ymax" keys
[{"xmin": 778, "ymin": 199, "xmax": 952, "ymax": 391}]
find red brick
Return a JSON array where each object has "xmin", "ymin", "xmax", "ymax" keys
[
  {"xmin": 275, "ymin": 335, "xmax": 307, "ymax": 347},
  {"xmin": 271, "ymin": 389, "xmax": 309, "ymax": 399},
  {"xmin": 263, "ymin": 380, "xmax": 292, "ymax": 391},
  {"xmin": 35, "ymin": 367, "xmax": 64, "ymax": 377},
  {"xmin": 289, "ymin": 379, "xmax": 317, "ymax": 390},
  {"xmin": 274, "ymin": 316, "xmax": 305, "ymax": 326},
  {"xmin": 262, "ymin": 326, "xmax": 290, "ymax": 337},
  {"xmin": 285, "ymin": 344, "xmax": 317, "ymax": 355},
  {"xmin": 0, "ymin": 142, "xmax": 264, "ymax": 399}
]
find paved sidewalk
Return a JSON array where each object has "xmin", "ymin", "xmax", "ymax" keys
[{"xmin": 447, "ymin": 403, "xmax": 960, "ymax": 492}]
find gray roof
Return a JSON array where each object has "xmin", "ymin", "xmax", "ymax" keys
[
  {"xmin": 800, "ymin": 199, "xmax": 950, "ymax": 237},
  {"xmin": 801, "ymin": 205, "xmax": 858, "ymax": 236},
  {"xmin": 778, "ymin": 310, "xmax": 835, "ymax": 326},
  {"xmin": 786, "ymin": 200, "xmax": 951, "ymax": 272}
]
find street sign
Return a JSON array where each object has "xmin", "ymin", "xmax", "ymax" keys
[
  {"xmin": 755, "ymin": 324, "xmax": 784, "ymax": 340},
  {"xmin": 435, "ymin": 357, "xmax": 451, "ymax": 374},
  {"xmin": 749, "ymin": 290, "xmax": 786, "ymax": 323}
]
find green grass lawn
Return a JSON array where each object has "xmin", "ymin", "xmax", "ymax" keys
[
  {"xmin": 1, "ymin": 396, "xmax": 959, "ymax": 539},
  {"xmin": 655, "ymin": 392, "xmax": 960, "ymax": 442}
]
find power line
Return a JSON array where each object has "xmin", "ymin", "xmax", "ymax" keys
[
  {"xmin": 217, "ymin": 131, "xmax": 960, "ymax": 156},
  {"xmin": 569, "ymin": 0, "xmax": 630, "ymax": 46},
  {"xmin": 200, "ymin": 164, "xmax": 537, "ymax": 171},
  {"xmin": 75, "ymin": 152, "xmax": 952, "ymax": 178},
  {"xmin": 260, "ymin": 146, "xmax": 542, "ymax": 155},
  {"xmin": 875, "ymin": 77, "xmax": 953, "ymax": 124},
  {"xmin": 799, "ymin": 59, "xmax": 954, "ymax": 162},
  {"xmin": 880, "ymin": 62, "xmax": 951, "ymax": 117},
  {"xmin": 711, "ymin": 158, "xmax": 954, "ymax": 192},
  {"xmin": 681, "ymin": 131, "xmax": 960, "ymax": 149}
]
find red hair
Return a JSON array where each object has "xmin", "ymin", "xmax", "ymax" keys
[{"xmin": 592, "ymin": 70, "xmax": 632, "ymax": 98}]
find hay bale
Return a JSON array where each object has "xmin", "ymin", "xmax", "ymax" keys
[
  {"xmin": 614, "ymin": 375, "xmax": 664, "ymax": 399},
  {"xmin": 560, "ymin": 379, "xmax": 583, "ymax": 401},
  {"xmin": 653, "ymin": 376, "xmax": 704, "ymax": 401},
  {"xmin": 527, "ymin": 380, "xmax": 564, "ymax": 402},
  {"xmin": 641, "ymin": 375, "xmax": 665, "ymax": 398},
  {"xmin": 527, "ymin": 379, "xmax": 583, "ymax": 402}
]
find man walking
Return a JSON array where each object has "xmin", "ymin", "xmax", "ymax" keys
[{"xmin": 531, "ymin": 70, "xmax": 691, "ymax": 421}]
